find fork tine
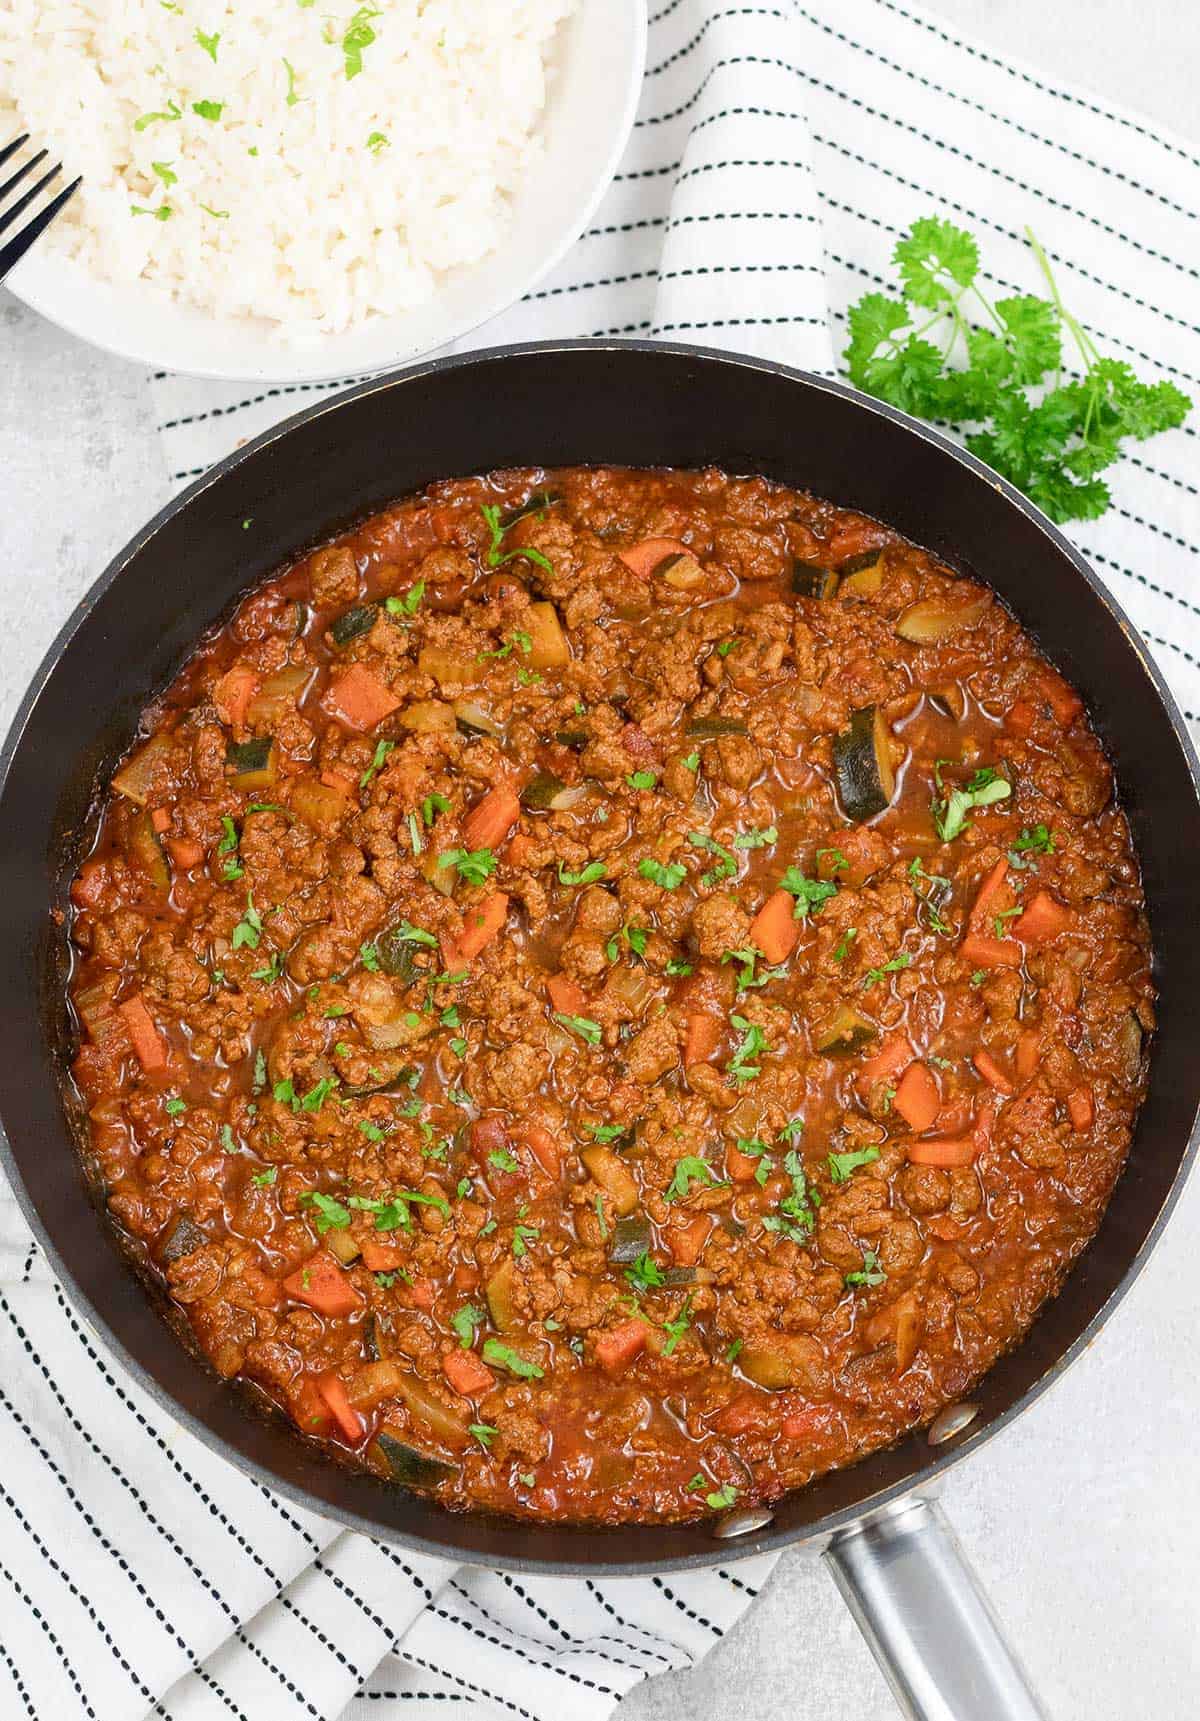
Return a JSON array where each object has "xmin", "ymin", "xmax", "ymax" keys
[
  {"xmin": 1, "ymin": 147, "xmax": 48, "ymax": 205},
  {"xmin": 0, "ymin": 161, "xmax": 61, "ymax": 238},
  {"xmin": 0, "ymin": 134, "xmax": 30, "ymax": 170},
  {"xmin": 0, "ymin": 174, "xmax": 80, "ymax": 281}
]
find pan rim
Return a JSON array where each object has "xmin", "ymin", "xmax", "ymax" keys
[{"xmin": 2, "ymin": 337, "xmax": 1197, "ymax": 1574}]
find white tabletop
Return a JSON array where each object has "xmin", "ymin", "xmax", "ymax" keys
[{"xmin": 3, "ymin": 3, "xmax": 1198, "ymax": 1716}]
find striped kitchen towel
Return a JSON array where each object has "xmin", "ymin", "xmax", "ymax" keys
[{"xmin": 3, "ymin": 2, "xmax": 1199, "ymax": 1719}]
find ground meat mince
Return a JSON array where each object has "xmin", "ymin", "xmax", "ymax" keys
[{"xmin": 66, "ymin": 466, "xmax": 1153, "ymax": 1524}]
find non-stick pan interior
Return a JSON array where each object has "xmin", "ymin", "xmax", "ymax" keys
[{"xmin": 2, "ymin": 343, "xmax": 1197, "ymax": 1571}]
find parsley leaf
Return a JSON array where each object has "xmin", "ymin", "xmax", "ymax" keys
[
  {"xmin": 843, "ymin": 218, "xmax": 1191, "ymax": 524},
  {"xmin": 342, "ymin": 3, "xmax": 380, "ymax": 78},
  {"xmin": 554, "ymin": 1012, "xmax": 602, "ymax": 1046},
  {"xmin": 300, "ymin": 1190, "xmax": 352, "ymax": 1233},
  {"xmin": 360, "ymin": 738, "xmax": 395, "ymax": 788},
  {"xmin": 231, "ymin": 895, "xmax": 262, "ymax": 950},
  {"xmin": 482, "ymin": 1339, "xmax": 543, "ymax": 1379},
  {"xmin": 933, "ymin": 766, "xmax": 1012, "ymax": 842},
  {"xmin": 627, "ymin": 770, "xmax": 658, "ymax": 790},
  {"xmin": 846, "ymin": 1248, "xmax": 888, "ymax": 1289},
  {"xmin": 479, "ymin": 503, "xmax": 554, "ymax": 574},
  {"xmin": 558, "ymin": 860, "xmax": 607, "ymax": 886},
  {"xmin": 451, "ymin": 1303, "xmax": 484, "ymax": 1347},
  {"xmin": 639, "ymin": 857, "xmax": 686, "ymax": 891},
  {"xmin": 732, "ymin": 825, "xmax": 777, "ymax": 851},
  {"xmin": 780, "ymin": 866, "xmax": 838, "ymax": 920},
  {"xmin": 1012, "ymin": 824, "xmax": 1055, "ymax": 856},
  {"xmin": 665, "ymin": 1156, "xmax": 726, "ymax": 1202},
  {"xmin": 624, "ymin": 1252, "xmax": 666, "ymax": 1292},
  {"xmin": 439, "ymin": 847, "xmax": 497, "ymax": 886},
  {"xmin": 191, "ymin": 99, "xmax": 224, "ymax": 122},
  {"xmin": 688, "ymin": 830, "xmax": 736, "ymax": 886},
  {"xmin": 195, "ymin": 27, "xmax": 220, "ymax": 60},
  {"xmin": 828, "ymin": 1146, "xmax": 881, "ymax": 1183},
  {"xmin": 726, "ymin": 1014, "xmax": 766, "ymax": 1084},
  {"xmin": 762, "ymin": 1149, "xmax": 819, "ymax": 1243},
  {"xmin": 862, "ymin": 952, "xmax": 913, "ymax": 990}
]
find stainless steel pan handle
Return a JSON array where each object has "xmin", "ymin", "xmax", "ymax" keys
[{"xmin": 824, "ymin": 1497, "xmax": 1050, "ymax": 1721}]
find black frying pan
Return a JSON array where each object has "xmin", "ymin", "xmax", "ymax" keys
[{"xmin": 2, "ymin": 343, "xmax": 1197, "ymax": 1718}]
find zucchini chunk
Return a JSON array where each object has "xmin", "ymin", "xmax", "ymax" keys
[
  {"xmin": 815, "ymin": 1004, "xmax": 878, "ymax": 1057},
  {"xmin": 521, "ymin": 771, "xmax": 585, "ymax": 813},
  {"xmin": 127, "ymin": 810, "xmax": 170, "ymax": 890},
  {"xmin": 833, "ymin": 705, "xmax": 895, "ymax": 822},
  {"xmin": 225, "ymin": 736, "xmax": 277, "ymax": 792},
  {"xmin": 895, "ymin": 591, "xmax": 990, "ymax": 643},
  {"xmin": 607, "ymin": 1212, "xmax": 652, "ymax": 1264},
  {"xmin": 371, "ymin": 1431, "xmax": 458, "ymax": 1490},
  {"xmin": 839, "ymin": 555, "xmax": 884, "ymax": 599},
  {"xmin": 160, "ymin": 1213, "xmax": 206, "ymax": 1265},
  {"xmin": 791, "ymin": 561, "xmax": 839, "ymax": 600},
  {"xmin": 685, "ymin": 715, "xmax": 750, "ymax": 739},
  {"xmin": 330, "ymin": 604, "xmax": 379, "ymax": 646}
]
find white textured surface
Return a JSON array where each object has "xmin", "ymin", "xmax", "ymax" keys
[{"xmin": 2, "ymin": 2, "xmax": 1199, "ymax": 1715}]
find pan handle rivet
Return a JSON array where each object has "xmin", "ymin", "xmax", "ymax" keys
[
  {"xmin": 927, "ymin": 1402, "xmax": 980, "ymax": 1446},
  {"xmin": 712, "ymin": 1505, "xmax": 775, "ymax": 1539}
]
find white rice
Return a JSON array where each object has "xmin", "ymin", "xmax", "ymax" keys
[{"xmin": 0, "ymin": 0, "xmax": 575, "ymax": 340}]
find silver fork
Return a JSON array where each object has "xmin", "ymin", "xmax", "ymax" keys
[{"xmin": 0, "ymin": 134, "xmax": 81, "ymax": 283}]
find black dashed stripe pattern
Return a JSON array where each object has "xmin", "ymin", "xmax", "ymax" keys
[{"xmin": 3, "ymin": 2, "xmax": 1198, "ymax": 1717}]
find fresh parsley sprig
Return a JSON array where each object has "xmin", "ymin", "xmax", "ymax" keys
[{"xmin": 844, "ymin": 218, "xmax": 1190, "ymax": 523}]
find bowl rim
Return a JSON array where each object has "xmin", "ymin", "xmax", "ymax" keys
[
  {"xmin": 2, "ymin": 2, "xmax": 649, "ymax": 384},
  {"xmin": 2, "ymin": 338, "xmax": 1197, "ymax": 1574}
]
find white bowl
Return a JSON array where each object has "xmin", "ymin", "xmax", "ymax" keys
[{"xmin": 5, "ymin": 3, "xmax": 647, "ymax": 383}]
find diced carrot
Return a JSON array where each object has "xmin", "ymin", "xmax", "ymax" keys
[
  {"xmin": 516, "ymin": 1123, "xmax": 561, "ymax": 1179},
  {"xmin": 322, "ymin": 663, "xmax": 402, "ymax": 731},
  {"xmin": 407, "ymin": 1277, "xmax": 436, "ymax": 1313},
  {"xmin": 595, "ymin": 1319, "xmax": 649, "ymax": 1375},
  {"xmin": 1013, "ymin": 891, "xmax": 1073, "ymax": 944},
  {"xmin": 71, "ymin": 859, "xmax": 109, "ymax": 911},
  {"xmin": 1066, "ymin": 1086, "xmax": 1095, "ymax": 1132},
  {"xmin": 749, "ymin": 888, "xmax": 800, "ymax": 965},
  {"xmin": 547, "ymin": 974, "xmax": 588, "ymax": 1017},
  {"xmin": 893, "ymin": 1062, "xmax": 941, "ymax": 1132},
  {"xmin": 442, "ymin": 1349, "xmax": 496, "ymax": 1398},
  {"xmin": 462, "ymin": 786, "xmax": 521, "ymax": 852},
  {"xmin": 213, "ymin": 664, "xmax": 261, "ymax": 730},
  {"xmin": 166, "ymin": 837, "xmax": 204, "ymax": 870},
  {"xmin": 506, "ymin": 832, "xmax": 535, "ymax": 868},
  {"xmin": 665, "ymin": 1214, "xmax": 710, "ymax": 1266},
  {"xmin": 715, "ymin": 1392, "xmax": 773, "ymax": 1435},
  {"xmin": 320, "ymin": 767, "xmax": 356, "ymax": 794},
  {"xmin": 443, "ymin": 892, "xmax": 509, "ymax": 966},
  {"xmin": 118, "ymin": 994, "xmax": 168, "ymax": 1073},
  {"xmin": 859, "ymin": 1033, "xmax": 913, "ymax": 1089},
  {"xmin": 1005, "ymin": 699, "xmax": 1036, "ymax": 738},
  {"xmin": 292, "ymin": 1377, "xmax": 333, "ymax": 1435},
  {"xmin": 968, "ymin": 858, "xmax": 1011, "ymax": 933},
  {"xmin": 726, "ymin": 1139, "xmax": 762, "ymax": 1182},
  {"xmin": 1015, "ymin": 1028, "xmax": 1040, "ymax": 1086},
  {"xmin": 360, "ymin": 1238, "xmax": 403, "ymax": 1272},
  {"xmin": 960, "ymin": 934, "xmax": 1021, "ymax": 970},
  {"xmin": 470, "ymin": 1116, "xmax": 509, "ymax": 1161},
  {"xmin": 908, "ymin": 1097, "xmax": 995, "ymax": 1167},
  {"xmin": 150, "ymin": 807, "xmax": 171, "ymax": 834},
  {"xmin": 618, "ymin": 536, "xmax": 690, "ymax": 578},
  {"xmin": 973, "ymin": 1048, "xmax": 1014, "ymax": 1096},
  {"xmin": 281, "ymin": 1253, "xmax": 363, "ymax": 1318},
  {"xmin": 1038, "ymin": 671, "xmax": 1083, "ymax": 728},
  {"xmin": 684, "ymin": 1013, "xmax": 722, "ymax": 1067},
  {"xmin": 906, "ymin": 1134, "xmax": 978, "ymax": 1167},
  {"xmin": 781, "ymin": 1405, "xmax": 827, "ymax": 1441},
  {"xmin": 316, "ymin": 1373, "xmax": 365, "ymax": 1443}
]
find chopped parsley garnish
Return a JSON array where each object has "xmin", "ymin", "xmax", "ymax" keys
[
  {"xmin": 164, "ymin": 1096, "xmax": 187, "ymax": 1117},
  {"xmin": 300, "ymin": 1190, "xmax": 352, "ymax": 1233},
  {"xmin": 558, "ymin": 860, "xmax": 607, "ymax": 886},
  {"xmin": 554, "ymin": 1013, "xmax": 602, "ymax": 1046},
  {"xmin": 779, "ymin": 1117, "xmax": 805, "ymax": 1144},
  {"xmin": 366, "ymin": 130, "xmax": 388, "ymax": 153},
  {"xmin": 133, "ymin": 101, "xmax": 182, "ymax": 131},
  {"xmin": 661, "ymin": 1295, "xmax": 693, "ymax": 1356},
  {"xmin": 586, "ymin": 1123, "xmax": 628, "ymax": 1142},
  {"xmin": 358, "ymin": 1121, "xmax": 385, "ymax": 1144},
  {"xmin": 1011, "ymin": 823, "xmax": 1055, "ymax": 856},
  {"xmin": 726, "ymin": 1338, "xmax": 743, "ymax": 1364},
  {"xmin": 250, "ymin": 952, "xmax": 284, "ymax": 984},
  {"xmin": 395, "ymin": 919, "xmax": 438, "ymax": 948},
  {"xmin": 281, "ymin": 55, "xmax": 300, "ymax": 105},
  {"xmin": 131, "ymin": 203, "xmax": 173, "ymax": 221},
  {"xmin": 732, "ymin": 825, "xmax": 778, "ymax": 850},
  {"xmin": 422, "ymin": 791, "xmax": 450, "ymax": 826},
  {"xmin": 512, "ymin": 1222, "xmax": 539, "ymax": 1258},
  {"xmin": 933, "ymin": 765, "xmax": 1012, "ymax": 842},
  {"xmin": 664, "ymin": 957, "xmax": 693, "ymax": 976},
  {"xmin": 638, "ymin": 857, "xmax": 686, "ymax": 890},
  {"xmin": 625, "ymin": 1252, "xmax": 666, "ymax": 1292},
  {"xmin": 360, "ymin": 739, "xmax": 395, "ymax": 788},
  {"xmin": 726, "ymin": 1014, "xmax": 766, "ymax": 1084},
  {"xmin": 449, "ymin": 1036, "xmax": 468, "ymax": 1058},
  {"xmin": 606, "ymin": 923, "xmax": 648, "ymax": 962},
  {"xmin": 195, "ymin": 27, "xmax": 220, "ymax": 60},
  {"xmin": 736, "ymin": 1136, "xmax": 773, "ymax": 1187},
  {"xmin": 762, "ymin": 1150, "xmax": 819, "ymax": 1242},
  {"xmin": 828, "ymin": 1146, "xmax": 882, "ymax": 1183},
  {"xmin": 439, "ymin": 847, "xmax": 497, "ymax": 886},
  {"xmin": 348, "ymin": 1188, "xmax": 449, "ymax": 1232},
  {"xmin": 688, "ymin": 830, "xmax": 737, "ymax": 886},
  {"xmin": 780, "ymin": 866, "xmax": 838, "ymax": 920},
  {"xmin": 359, "ymin": 941, "xmax": 380, "ymax": 972},
  {"xmin": 231, "ymin": 895, "xmax": 262, "ymax": 950},
  {"xmin": 488, "ymin": 1147, "xmax": 519, "ymax": 1173},
  {"xmin": 191, "ymin": 99, "xmax": 224, "ymax": 122},
  {"xmin": 479, "ymin": 502, "xmax": 554, "ymax": 574},
  {"xmin": 665, "ymin": 1156, "xmax": 726, "ymax": 1202},
  {"xmin": 151, "ymin": 160, "xmax": 177, "ymax": 188},
  {"xmin": 863, "ymin": 952, "xmax": 913, "ymax": 989},
  {"xmin": 908, "ymin": 857, "xmax": 953, "ymax": 932},
  {"xmin": 704, "ymin": 1483, "xmax": 739, "ymax": 1510},
  {"xmin": 383, "ymin": 579, "xmax": 424, "ymax": 619},
  {"xmin": 627, "ymin": 770, "xmax": 658, "ymax": 790},
  {"xmin": 342, "ymin": 3, "xmax": 380, "ymax": 78},
  {"xmin": 833, "ymin": 927, "xmax": 858, "ymax": 962},
  {"xmin": 469, "ymin": 1423, "xmax": 497, "ymax": 1448},
  {"xmin": 682, "ymin": 752, "xmax": 701, "ymax": 772},
  {"xmin": 846, "ymin": 1248, "xmax": 887, "ymax": 1288},
  {"xmin": 482, "ymin": 1339, "xmax": 544, "ymax": 1379},
  {"xmin": 451, "ymin": 1304, "xmax": 484, "ymax": 1347},
  {"xmin": 252, "ymin": 1167, "xmax": 277, "ymax": 1187},
  {"xmin": 722, "ymin": 946, "xmax": 785, "ymax": 993}
]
